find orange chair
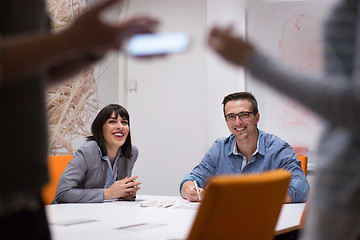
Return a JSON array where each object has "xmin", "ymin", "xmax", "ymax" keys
[
  {"xmin": 297, "ymin": 155, "xmax": 308, "ymax": 175},
  {"xmin": 41, "ymin": 155, "xmax": 72, "ymax": 205},
  {"xmin": 187, "ymin": 169, "xmax": 291, "ymax": 240},
  {"xmin": 298, "ymin": 156, "xmax": 310, "ymax": 230}
]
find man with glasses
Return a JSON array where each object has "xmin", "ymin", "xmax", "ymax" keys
[{"xmin": 180, "ymin": 92, "xmax": 309, "ymax": 203}]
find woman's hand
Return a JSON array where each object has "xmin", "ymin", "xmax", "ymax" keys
[{"xmin": 104, "ymin": 176, "xmax": 141, "ymax": 200}]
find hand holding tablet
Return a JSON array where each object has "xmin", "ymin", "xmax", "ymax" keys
[{"xmin": 126, "ymin": 31, "xmax": 190, "ymax": 56}]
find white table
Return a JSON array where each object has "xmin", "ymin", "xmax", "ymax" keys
[{"xmin": 46, "ymin": 195, "xmax": 305, "ymax": 240}]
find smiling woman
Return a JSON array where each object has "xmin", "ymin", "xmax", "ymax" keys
[
  {"xmin": 53, "ymin": 104, "xmax": 140, "ymax": 203},
  {"xmin": 102, "ymin": 113, "xmax": 130, "ymax": 161}
]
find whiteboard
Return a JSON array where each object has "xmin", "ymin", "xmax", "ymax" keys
[{"xmin": 246, "ymin": 0, "xmax": 336, "ymax": 160}]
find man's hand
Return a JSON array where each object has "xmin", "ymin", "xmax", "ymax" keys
[
  {"xmin": 181, "ymin": 181, "xmax": 205, "ymax": 202},
  {"xmin": 104, "ymin": 176, "xmax": 141, "ymax": 200},
  {"xmin": 64, "ymin": 0, "xmax": 159, "ymax": 55},
  {"xmin": 208, "ymin": 24, "xmax": 255, "ymax": 67},
  {"xmin": 284, "ymin": 193, "xmax": 292, "ymax": 203},
  {"xmin": 0, "ymin": 0, "xmax": 160, "ymax": 84}
]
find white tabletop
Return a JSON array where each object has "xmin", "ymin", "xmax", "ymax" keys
[{"xmin": 46, "ymin": 195, "xmax": 305, "ymax": 240}]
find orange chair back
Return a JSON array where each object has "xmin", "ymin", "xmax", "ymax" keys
[
  {"xmin": 187, "ymin": 169, "xmax": 291, "ymax": 240},
  {"xmin": 297, "ymin": 155, "xmax": 308, "ymax": 175},
  {"xmin": 41, "ymin": 155, "xmax": 72, "ymax": 204}
]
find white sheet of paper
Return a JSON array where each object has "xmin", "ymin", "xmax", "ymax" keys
[
  {"xmin": 115, "ymin": 223, "xmax": 167, "ymax": 231},
  {"xmin": 50, "ymin": 219, "xmax": 97, "ymax": 226}
]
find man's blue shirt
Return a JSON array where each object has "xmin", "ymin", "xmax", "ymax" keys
[{"xmin": 180, "ymin": 129, "xmax": 309, "ymax": 202}]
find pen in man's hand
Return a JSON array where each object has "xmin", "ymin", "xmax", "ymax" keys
[{"xmin": 193, "ymin": 180, "xmax": 201, "ymax": 201}]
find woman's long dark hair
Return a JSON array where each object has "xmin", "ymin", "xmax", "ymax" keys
[{"xmin": 87, "ymin": 104, "xmax": 132, "ymax": 159}]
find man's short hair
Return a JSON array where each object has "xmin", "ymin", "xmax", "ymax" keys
[{"xmin": 222, "ymin": 92, "xmax": 259, "ymax": 116}]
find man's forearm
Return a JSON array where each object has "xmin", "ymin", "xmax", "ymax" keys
[
  {"xmin": 48, "ymin": 51, "xmax": 103, "ymax": 83},
  {"xmin": 0, "ymin": 30, "xmax": 78, "ymax": 86}
]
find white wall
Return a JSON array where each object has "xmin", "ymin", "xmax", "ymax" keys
[
  {"xmin": 125, "ymin": 0, "xmax": 208, "ymax": 196},
  {"xmin": 205, "ymin": 0, "xmax": 247, "ymax": 148}
]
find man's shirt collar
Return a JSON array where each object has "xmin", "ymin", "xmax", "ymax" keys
[{"xmin": 230, "ymin": 129, "xmax": 265, "ymax": 157}]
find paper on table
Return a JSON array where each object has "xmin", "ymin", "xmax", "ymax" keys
[
  {"xmin": 174, "ymin": 202, "xmax": 200, "ymax": 210},
  {"xmin": 115, "ymin": 223, "xmax": 167, "ymax": 231},
  {"xmin": 50, "ymin": 219, "xmax": 98, "ymax": 226}
]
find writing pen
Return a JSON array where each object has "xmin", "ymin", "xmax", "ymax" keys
[{"xmin": 193, "ymin": 180, "xmax": 201, "ymax": 201}]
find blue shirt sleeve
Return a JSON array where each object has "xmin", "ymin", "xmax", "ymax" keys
[
  {"xmin": 179, "ymin": 140, "xmax": 222, "ymax": 194},
  {"xmin": 275, "ymin": 144, "xmax": 310, "ymax": 202}
]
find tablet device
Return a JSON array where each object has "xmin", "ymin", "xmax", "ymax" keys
[{"xmin": 126, "ymin": 31, "xmax": 190, "ymax": 56}]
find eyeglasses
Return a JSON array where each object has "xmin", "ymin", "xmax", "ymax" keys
[{"xmin": 225, "ymin": 111, "xmax": 255, "ymax": 122}]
